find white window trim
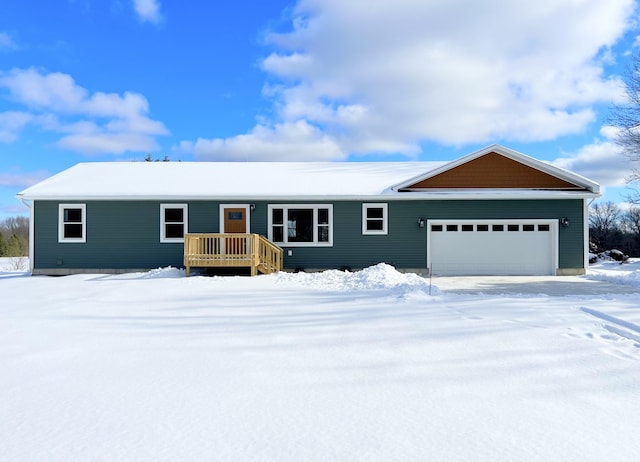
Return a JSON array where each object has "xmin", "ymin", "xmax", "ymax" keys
[
  {"xmin": 160, "ymin": 204, "xmax": 188, "ymax": 243},
  {"xmin": 58, "ymin": 203, "xmax": 86, "ymax": 243},
  {"xmin": 362, "ymin": 203, "xmax": 388, "ymax": 235},
  {"xmin": 219, "ymin": 204, "xmax": 251, "ymax": 233},
  {"xmin": 268, "ymin": 204, "xmax": 333, "ymax": 247}
]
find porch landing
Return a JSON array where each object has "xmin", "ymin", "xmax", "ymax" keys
[{"xmin": 184, "ymin": 233, "xmax": 283, "ymax": 277}]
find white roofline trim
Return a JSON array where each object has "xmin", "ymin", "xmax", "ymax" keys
[
  {"xmin": 390, "ymin": 144, "xmax": 601, "ymax": 194},
  {"xmin": 16, "ymin": 191, "xmax": 601, "ymax": 202}
]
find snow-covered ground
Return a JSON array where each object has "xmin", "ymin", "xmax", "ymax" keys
[{"xmin": 2, "ymin": 258, "xmax": 640, "ymax": 461}]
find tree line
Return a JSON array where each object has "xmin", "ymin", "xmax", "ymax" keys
[
  {"xmin": 0, "ymin": 216, "xmax": 28, "ymax": 257},
  {"xmin": 589, "ymin": 202, "xmax": 640, "ymax": 257}
]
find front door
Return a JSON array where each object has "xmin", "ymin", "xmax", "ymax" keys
[
  {"xmin": 223, "ymin": 207, "xmax": 248, "ymax": 233},
  {"xmin": 220, "ymin": 205, "xmax": 250, "ymax": 255}
]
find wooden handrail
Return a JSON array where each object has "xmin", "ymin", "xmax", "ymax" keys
[
  {"xmin": 257, "ymin": 234, "xmax": 284, "ymax": 274},
  {"xmin": 184, "ymin": 233, "xmax": 283, "ymax": 276}
]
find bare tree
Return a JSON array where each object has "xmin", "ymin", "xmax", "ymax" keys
[
  {"xmin": 621, "ymin": 206, "xmax": 640, "ymax": 253},
  {"xmin": 609, "ymin": 54, "xmax": 640, "ymax": 203},
  {"xmin": 589, "ymin": 201, "xmax": 621, "ymax": 250},
  {"xmin": 621, "ymin": 206, "xmax": 640, "ymax": 234}
]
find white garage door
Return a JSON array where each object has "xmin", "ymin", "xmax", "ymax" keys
[{"xmin": 428, "ymin": 220, "xmax": 557, "ymax": 276}]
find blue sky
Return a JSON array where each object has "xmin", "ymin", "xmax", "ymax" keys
[{"xmin": 1, "ymin": 0, "xmax": 639, "ymax": 218}]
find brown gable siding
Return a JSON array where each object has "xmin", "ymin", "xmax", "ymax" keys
[{"xmin": 404, "ymin": 152, "xmax": 582, "ymax": 190}]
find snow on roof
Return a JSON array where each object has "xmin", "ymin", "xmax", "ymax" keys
[
  {"xmin": 17, "ymin": 145, "xmax": 602, "ymax": 201},
  {"xmin": 17, "ymin": 161, "xmax": 446, "ymax": 200}
]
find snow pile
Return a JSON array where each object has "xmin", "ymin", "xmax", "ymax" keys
[
  {"xmin": 589, "ymin": 249, "xmax": 628, "ymax": 263},
  {"xmin": 269, "ymin": 263, "xmax": 434, "ymax": 293},
  {"xmin": 0, "ymin": 257, "xmax": 29, "ymax": 273},
  {"xmin": 587, "ymin": 258, "xmax": 640, "ymax": 288},
  {"xmin": 138, "ymin": 266, "xmax": 185, "ymax": 279}
]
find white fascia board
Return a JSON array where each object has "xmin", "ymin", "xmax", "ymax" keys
[{"xmin": 18, "ymin": 190, "xmax": 601, "ymax": 202}]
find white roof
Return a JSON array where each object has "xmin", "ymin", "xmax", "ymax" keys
[
  {"xmin": 17, "ymin": 161, "xmax": 444, "ymax": 200},
  {"xmin": 16, "ymin": 145, "xmax": 601, "ymax": 201}
]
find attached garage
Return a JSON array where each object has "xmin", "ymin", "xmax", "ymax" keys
[{"xmin": 427, "ymin": 220, "xmax": 558, "ymax": 276}]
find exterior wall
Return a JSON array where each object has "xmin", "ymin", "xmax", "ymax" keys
[
  {"xmin": 34, "ymin": 201, "xmax": 197, "ymax": 271},
  {"xmin": 32, "ymin": 198, "xmax": 585, "ymax": 274}
]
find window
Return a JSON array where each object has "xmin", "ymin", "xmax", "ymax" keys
[
  {"xmin": 477, "ymin": 224, "xmax": 489, "ymax": 232},
  {"xmin": 362, "ymin": 203, "xmax": 388, "ymax": 235},
  {"xmin": 461, "ymin": 224, "xmax": 474, "ymax": 232},
  {"xmin": 538, "ymin": 224, "xmax": 550, "ymax": 232},
  {"xmin": 446, "ymin": 224, "xmax": 458, "ymax": 232},
  {"xmin": 59, "ymin": 204, "xmax": 86, "ymax": 243},
  {"xmin": 508, "ymin": 224, "xmax": 520, "ymax": 232},
  {"xmin": 523, "ymin": 224, "xmax": 535, "ymax": 232},
  {"xmin": 268, "ymin": 205, "xmax": 333, "ymax": 246},
  {"xmin": 161, "ymin": 204, "xmax": 188, "ymax": 243},
  {"xmin": 431, "ymin": 224, "xmax": 443, "ymax": 232},
  {"xmin": 493, "ymin": 224, "xmax": 504, "ymax": 231}
]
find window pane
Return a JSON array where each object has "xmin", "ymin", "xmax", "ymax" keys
[
  {"xmin": 165, "ymin": 223, "xmax": 184, "ymax": 238},
  {"xmin": 64, "ymin": 223, "xmax": 83, "ymax": 238},
  {"xmin": 538, "ymin": 224, "xmax": 550, "ymax": 231},
  {"xmin": 228, "ymin": 212, "xmax": 243, "ymax": 220},
  {"xmin": 432, "ymin": 225, "xmax": 443, "ymax": 232},
  {"xmin": 318, "ymin": 208, "xmax": 329, "ymax": 225},
  {"xmin": 165, "ymin": 208, "xmax": 183, "ymax": 223},
  {"xmin": 508, "ymin": 224, "xmax": 519, "ymax": 232},
  {"xmin": 288, "ymin": 209, "xmax": 313, "ymax": 242},
  {"xmin": 318, "ymin": 226, "xmax": 329, "ymax": 242},
  {"xmin": 477, "ymin": 224, "xmax": 489, "ymax": 231},
  {"xmin": 446, "ymin": 224, "xmax": 458, "ymax": 232},
  {"xmin": 272, "ymin": 208, "xmax": 283, "ymax": 225},
  {"xmin": 64, "ymin": 208, "xmax": 82, "ymax": 223},
  {"xmin": 366, "ymin": 207, "xmax": 384, "ymax": 219},
  {"xmin": 461, "ymin": 224, "xmax": 473, "ymax": 231},
  {"xmin": 273, "ymin": 226, "xmax": 284, "ymax": 242},
  {"xmin": 367, "ymin": 220, "xmax": 384, "ymax": 231},
  {"xmin": 493, "ymin": 225, "xmax": 504, "ymax": 231},
  {"xmin": 523, "ymin": 224, "xmax": 535, "ymax": 232}
]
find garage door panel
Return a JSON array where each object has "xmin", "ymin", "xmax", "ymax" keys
[{"xmin": 429, "ymin": 221, "xmax": 555, "ymax": 276}]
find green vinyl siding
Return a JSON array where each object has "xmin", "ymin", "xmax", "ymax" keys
[
  {"xmin": 32, "ymin": 198, "xmax": 585, "ymax": 273},
  {"xmin": 264, "ymin": 201, "xmax": 426, "ymax": 269},
  {"xmin": 36, "ymin": 201, "xmax": 180, "ymax": 270},
  {"xmin": 268, "ymin": 199, "xmax": 584, "ymax": 271}
]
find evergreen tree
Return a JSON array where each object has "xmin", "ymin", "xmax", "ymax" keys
[
  {"xmin": 0, "ymin": 233, "xmax": 7, "ymax": 257},
  {"xmin": 6, "ymin": 234, "xmax": 21, "ymax": 257}
]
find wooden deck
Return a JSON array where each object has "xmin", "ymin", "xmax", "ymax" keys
[{"xmin": 184, "ymin": 233, "xmax": 283, "ymax": 276}]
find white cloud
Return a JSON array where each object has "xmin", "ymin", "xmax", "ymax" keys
[
  {"xmin": 553, "ymin": 126, "xmax": 633, "ymax": 188},
  {"xmin": 58, "ymin": 132, "xmax": 160, "ymax": 155},
  {"xmin": 133, "ymin": 0, "xmax": 162, "ymax": 24},
  {"xmin": 0, "ymin": 111, "xmax": 32, "ymax": 143},
  {"xmin": 0, "ymin": 170, "xmax": 50, "ymax": 187},
  {"xmin": 184, "ymin": 0, "xmax": 636, "ymax": 160},
  {"xmin": 190, "ymin": 121, "xmax": 344, "ymax": 161},
  {"xmin": 0, "ymin": 32, "xmax": 17, "ymax": 51},
  {"xmin": 0, "ymin": 68, "xmax": 168, "ymax": 155}
]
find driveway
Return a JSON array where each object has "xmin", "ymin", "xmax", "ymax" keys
[{"xmin": 432, "ymin": 275, "xmax": 640, "ymax": 296}]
